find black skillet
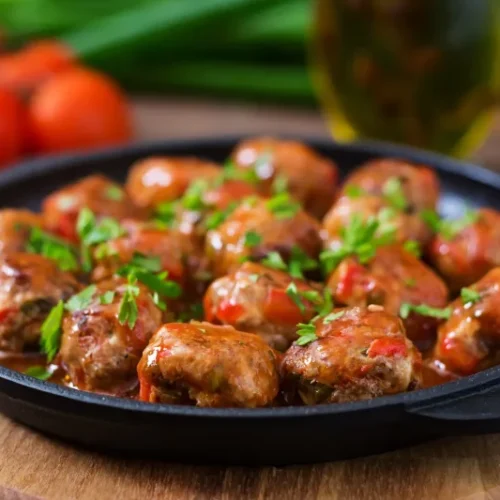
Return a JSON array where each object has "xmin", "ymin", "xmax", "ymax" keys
[{"xmin": 1, "ymin": 136, "xmax": 500, "ymax": 466}]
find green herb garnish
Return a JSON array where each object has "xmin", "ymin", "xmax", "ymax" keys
[
  {"xmin": 24, "ymin": 366, "xmax": 52, "ymax": 381},
  {"xmin": 99, "ymin": 291, "xmax": 116, "ymax": 305},
  {"xmin": 65, "ymin": 285, "xmax": 97, "ymax": 313},
  {"xmin": 105, "ymin": 185, "xmax": 124, "ymax": 201},
  {"xmin": 272, "ymin": 174, "xmax": 288, "ymax": 194},
  {"xmin": 182, "ymin": 179, "xmax": 208, "ymax": 211},
  {"xmin": 383, "ymin": 177, "xmax": 407, "ymax": 211},
  {"xmin": 286, "ymin": 282, "xmax": 305, "ymax": 313},
  {"xmin": 243, "ymin": 231, "xmax": 262, "ymax": 248},
  {"xmin": 421, "ymin": 208, "xmax": 479, "ymax": 241},
  {"xmin": 155, "ymin": 201, "xmax": 178, "ymax": 228},
  {"xmin": 130, "ymin": 252, "xmax": 162, "ymax": 272},
  {"xmin": 345, "ymin": 185, "xmax": 366, "ymax": 199},
  {"xmin": 288, "ymin": 246, "xmax": 319, "ymax": 279},
  {"xmin": 323, "ymin": 310, "xmax": 345, "ymax": 324},
  {"xmin": 261, "ymin": 251, "xmax": 287, "ymax": 271},
  {"xmin": 265, "ymin": 192, "xmax": 300, "ymax": 219},
  {"xmin": 118, "ymin": 276, "xmax": 140, "ymax": 328},
  {"xmin": 40, "ymin": 300, "xmax": 65, "ymax": 362},
  {"xmin": 204, "ymin": 201, "xmax": 238, "ymax": 230},
  {"xmin": 27, "ymin": 227, "xmax": 79, "ymax": 271},
  {"xmin": 403, "ymin": 240, "xmax": 421, "ymax": 258},
  {"xmin": 399, "ymin": 303, "xmax": 451, "ymax": 320},
  {"xmin": 295, "ymin": 323, "xmax": 317, "ymax": 346},
  {"xmin": 461, "ymin": 287, "xmax": 481, "ymax": 305}
]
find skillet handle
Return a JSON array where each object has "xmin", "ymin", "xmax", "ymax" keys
[{"xmin": 406, "ymin": 382, "xmax": 500, "ymax": 435}]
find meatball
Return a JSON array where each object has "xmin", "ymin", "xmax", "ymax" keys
[
  {"xmin": 326, "ymin": 245, "xmax": 448, "ymax": 349},
  {"xmin": 433, "ymin": 268, "xmax": 500, "ymax": 376},
  {"xmin": 138, "ymin": 322, "xmax": 280, "ymax": 407},
  {"xmin": 342, "ymin": 158, "xmax": 439, "ymax": 213},
  {"xmin": 281, "ymin": 306, "xmax": 422, "ymax": 405},
  {"xmin": 428, "ymin": 208, "xmax": 500, "ymax": 293},
  {"xmin": 322, "ymin": 193, "xmax": 432, "ymax": 250},
  {"xmin": 204, "ymin": 262, "xmax": 322, "ymax": 350},
  {"xmin": 43, "ymin": 175, "xmax": 143, "ymax": 242},
  {"xmin": 232, "ymin": 137, "xmax": 338, "ymax": 218},
  {"xmin": 59, "ymin": 278, "xmax": 162, "ymax": 393},
  {"xmin": 126, "ymin": 157, "xmax": 220, "ymax": 211},
  {"xmin": 205, "ymin": 196, "xmax": 322, "ymax": 277},
  {"xmin": 0, "ymin": 253, "xmax": 80, "ymax": 351},
  {"xmin": 0, "ymin": 209, "xmax": 43, "ymax": 255}
]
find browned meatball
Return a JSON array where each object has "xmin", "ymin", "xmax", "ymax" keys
[
  {"xmin": 281, "ymin": 306, "xmax": 422, "ymax": 405},
  {"xmin": 43, "ymin": 175, "xmax": 143, "ymax": 242},
  {"xmin": 205, "ymin": 196, "xmax": 322, "ymax": 277},
  {"xmin": 322, "ymin": 193, "xmax": 432, "ymax": 250},
  {"xmin": 0, "ymin": 209, "xmax": 43, "ymax": 255},
  {"xmin": 0, "ymin": 253, "xmax": 80, "ymax": 352},
  {"xmin": 204, "ymin": 262, "xmax": 322, "ymax": 350},
  {"xmin": 428, "ymin": 208, "xmax": 500, "ymax": 293},
  {"xmin": 326, "ymin": 245, "xmax": 448, "ymax": 349},
  {"xmin": 232, "ymin": 137, "xmax": 338, "ymax": 218},
  {"xmin": 433, "ymin": 268, "xmax": 500, "ymax": 376},
  {"xmin": 342, "ymin": 158, "xmax": 439, "ymax": 213},
  {"xmin": 138, "ymin": 322, "xmax": 280, "ymax": 407},
  {"xmin": 59, "ymin": 278, "xmax": 162, "ymax": 394},
  {"xmin": 126, "ymin": 157, "xmax": 220, "ymax": 211}
]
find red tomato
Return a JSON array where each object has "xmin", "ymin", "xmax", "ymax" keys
[
  {"xmin": 368, "ymin": 337, "xmax": 408, "ymax": 358},
  {"xmin": 0, "ymin": 88, "xmax": 24, "ymax": 167},
  {"xmin": 0, "ymin": 40, "xmax": 74, "ymax": 94},
  {"xmin": 263, "ymin": 288, "xmax": 306, "ymax": 326},
  {"xmin": 28, "ymin": 67, "xmax": 133, "ymax": 154}
]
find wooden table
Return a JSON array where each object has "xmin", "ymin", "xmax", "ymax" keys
[{"xmin": 1, "ymin": 98, "xmax": 500, "ymax": 500}]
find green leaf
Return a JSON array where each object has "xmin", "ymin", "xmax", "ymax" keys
[
  {"xmin": 272, "ymin": 174, "xmax": 288, "ymax": 194},
  {"xmin": 461, "ymin": 287, "xmax": 481, "ymax": 305},
  {"xmin": 118, "ymin": 279, "xmax": 140, "ymax": 328},
  {"xmin": 403, "ymin": 240, "xmax": 421, "ymax": 258},
  {"xmin": 345, "ymin": 185, "xmax": 366, "ymax": 199},
  {"xmin": 421, "ymin": 208, "xmax": 479, "ymax": 241},
  {"xmin": 130, "ymin": 252, "xmax": 162, "ymax": 272},
  {"xmin": 40, "ymin": 301, "xmax": 65, "ymax": 362},
  {"xmin": 286, "ymin": 282, "xmax": 305, "ymax": 313},
  {"xmin": 265, "ymin": 192, "xmax": 300, "ymax": 219},
  {"xmin": 24, "ymin": 366, "xmax": 52, "ymax": 381},
  {"xmin": 65, "ymin": 285, "xmax": 97, "ymax": 313},
  {"xmin": 288, "ymin": 246, "xmax": 318, "ymax": 279},
  {"xmin": 295, "ymin": 323, "xmax": 317, "ymax": 346},
  {"xmin": 155, "ymin": 201, "xmax": 178, "ymax": 228},
  {"xmin": 382, "ymin": 177, "xmax": 407, "ymax": 211},
  {"xmin": 105, "ymin": 185, "xmax": 124, "ymax": 201},
  {"xmin": 323, "ymin": 310, "xmax": 345, "ymax": 324},
  {"xmin": 261, "ymin": 251, "xmax": 287, "ymax": 271},
  {"xmin": 243, "ymin": 230, "xmax": 262, "ymax": 248},
  {"xmin": 399, "ymin": 303, "xmax": 451, "ymax": 320},
  {"xmin": 99, "ymin": 291, "xmax": 116, "ymax": 305},
  {"xmin": 182, "ymin": 179, "xmax": 209, "ymax": 211},
  {"xmin": 134, "ymin": 270, "xmax": 182, "ymax": 299}
]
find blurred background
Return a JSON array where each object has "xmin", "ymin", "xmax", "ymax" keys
[{"xmin": 0, "ymin": 0, "xmax": 499, "ymax": 168}]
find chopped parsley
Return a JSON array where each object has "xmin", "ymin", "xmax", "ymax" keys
[
  {"xmin": 204, "ymin": 201, "xmax": 238, "ymax": 230},
  {"xmin": 399, "ymin": 302, "xmax": 451, "ymax": 320},
  {"xmin": 182, "ymin": 179, "xmax": 209, "ymax": 211},
  {"xmin": 40, "ymin": 300, "xmax": 65, "ymax": 362},
  {"xmin": 286, "ymin": 282, "xmax": 306, "ymax": 313},
  {"xmin": 105, "ymin": 185, "xmax": 124, "ymax": 201},
  {"xmin": 383, "ymin": 177, "xmax": 407, "ymax": 211},
  {"xmin": 99, "ymin": 291, "xmax": 115, "ymax": 305},
  {"xmin": 323, "ymin": 310, "xmax": 345, "ymax": 324},
  {"xmin": 65, "ymin": 285, "xmax": 97, "ymax": 313},
  {"xmin": 24, "ymin": 366, "xmax": 52, "ymax": 381},
  {"xmin": 421, "ymin": 208, "xmax": 479, "ymax": 241},
  {"xmin": 220, "ymin": 160, "xmax": 260, "ymax": 185},
  {"xmin": 288, "ymin": 246, "xmax": 319, "ymax": 279},
  {"xmin": 461, "ymin": 287, "xmax": 481, "ymax": 305},
  {"xmin": 272, "ymin": 175, "xmax": 288, "ymax": 194},
  {"xmin": 243, "ymin": 231, "xmax": 262, "ymax": 248},
  {"xmin": 265, "ymin": 192, "xmax": 300, "ymax": 219},
  {"xmin": 295, "ymin": 323, "xmax": 317, "ymax": 346},
  {"xmin": 261, "ymin": 251, "xmax": 287, "ymax": 271},
  {"xmin": 155, "ymin": 201, "xmax": 178, "ymax": 228},
  {"xmin": 129, "ymin": 252, "xmax": 162, "ymax": 272},
  {"xmin": 320, "ymin": 212, "xmax": 396, "ymax": 274},
  {"xmin": 26, "ymin": 227, "xmax": 79, "ymax": 271},
  {"xmin": 403, "ymin": 240, "xmax": 421, "ymax": 258},
  {"xmin": 118, "ymin": 276, "xmax": 140, "ymax": 328},
  {"xmin": 345, "ymin": 185, "xmax": 366, "ymax": 199}
]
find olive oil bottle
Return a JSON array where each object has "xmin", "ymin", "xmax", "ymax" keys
[{"xmin": 313, "ymin": 0, "xmax": 500, "ymax": 157}]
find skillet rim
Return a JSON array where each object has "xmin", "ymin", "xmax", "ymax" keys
[{"xmin": 1, "ymin": 134, "xmax": 499, "ymax": 420}]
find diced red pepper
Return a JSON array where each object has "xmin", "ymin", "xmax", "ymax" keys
[
  {"xmin": 215, "ymin": 299, "xmax": 245, "ymax": 324},
  {"xmin": 263, "ymin": 288, "xmax": 305, "ymax": 326},
  {"xmin": 334, "ymin": 260, "xmax": 367, "ymax": 303},
  {"xmin": 0, "ymin": 307, "xmax": 18, "ymax": 323},
  {"xmin": 368, "ymin": 337, "xmax": 408, "ymax": 358},
  {"xmin": 55, "ymin": 211, "xmax": 78, "ymax": 242}
]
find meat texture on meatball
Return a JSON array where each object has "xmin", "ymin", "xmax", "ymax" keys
[
  {"xmin": 0, "ymin": 209, "xmax": 43, "ymax": 255},
  {"xmin": 281, "ymin": 306, "xmax": 422, "ymax": 405},
  {"xmin": 138, "ymin": 322, "xmax": 280, "ymax": 408},
  {"xmin": 427, "ymin": 208, "xmax": 500, "ymax": 293},
  {"xmin": 125, "ymin": 157, "xmax": 220, "ymax": 211},
  {"xmin": 232, "ymin": 137, "xmax": 338, "ymax": 218},
  {"xmin": 326, "ymin": 245, "xmax": 448, "ymax": 349},
  {"xmin": 0, "ymin": 253, "xmax": 80, "ymax": 351},
  {"xmin": 205, "ymin": 195, "xmax": 322, "ymax": 277},
  {"xmin": 43, "ymin": 174, "xmax": 143, "ymax": 242},
  {"xmin": 59, "ymin": 278, "xmax": 163, "ymax": 394},
  {"xmin": 433, "ymin": 268, "xmax": 500, "ymax": 376},
  {"xmin": 204, "ymin": 262, "xmax": 323, "ymax": 350}
]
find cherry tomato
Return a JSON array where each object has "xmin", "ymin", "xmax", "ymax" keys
[
  {"xmin": 28, "ymin": 67, "xmax": 133, "ymax": 154},
  {"xmin": 0, "ymin": 40, "xmax": 74, "ymax": 94},
  {"xmin": 0, "ymin": 88, "xmax": 24, "ymax": 167}
]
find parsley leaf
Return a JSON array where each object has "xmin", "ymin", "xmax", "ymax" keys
[
  {"xmin": 27, "ymin": 227, "xmax": 79, "ymax": 272},
  {"xmin": 130, "ymin": 252, "xmax": 162, "ymax": 272},
  {"xmin": 243, "ymin": 231, "xmax": 262, "ymax": 248},
  {"xmin": 99, "ymin": 291, "xmax": 115, "ymax": 305},
  {"xmin": 400, "ymin": 303, "xmax": 451, "ymax": 320},
  {"xmin": 155, "ymin": 201, "xmax": 178, "ymax": 228},
  {"xmin": 65, "ymin": 285, "xmax": 97, "ymax": 313},
  {"xmin": 323, "ymin": 310, "xmax": 345, "ymax": 324},
  {"xmin": 295, "ymin": 323, "xmax": 317, "ymax": 346},
  {"xmin": 105, "ymin": 185, "xmax": 124, "ymax": 201},
  {"xmin": 383, "ymin": 177, "xmax": 407, "ymax": 211},
  {"xmin": 40, "ymin": 300, "xmax": 65, "ymax": 362},
  {"xmin": 345, "ymin": 185, "xmax": 366, "ymax": 199},
  {"xmin": 288, "ymin": 246, "xmax": 319, "ymax": 279},
  {"xmin": 286, "ymin": 282, "xmax": 305, "ymax": 313},
  {"xmin": 204, "ymin": 201, "xmax": 238, "ymax": 230},
  {"xmin": 118, "ymin": 277, "xmax": 140, "ymax": 328},
  {"xmin": 272, "ymin": 175, "xmax": 288, "ymax": 194},
  {"xmin": 421, "ymin": 208, "xmax": 479, "ymax": 241},
  {"xmin": 261, "ymin": 251, "xmax": 287, "ymax": 271},
  {"xmin": 403, "ymin": 240, "xmax": 421, "ymax": 258},
  {"xmin": 24, "ymin": 366, "xmax": 52, "ymax": 381},
  {"xmin": 461, "ymin": 287, "xmax": 481, "ymax": 305},
  {"xmin": 265, "ymin": 193, "xmax": 300, "ymax": 219},
  {"xmin": 182, "ymin": 180, "xmax": 209, "ymax": 211}
]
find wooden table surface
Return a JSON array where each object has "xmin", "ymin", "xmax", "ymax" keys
[{"xmin": 2, "ymin": 97, "xmax": 500, "ymax": 500}]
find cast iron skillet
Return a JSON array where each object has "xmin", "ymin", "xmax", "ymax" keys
[{"xmin": 1, "ymin": 136, "xmax": 500, "ymax": 466}]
